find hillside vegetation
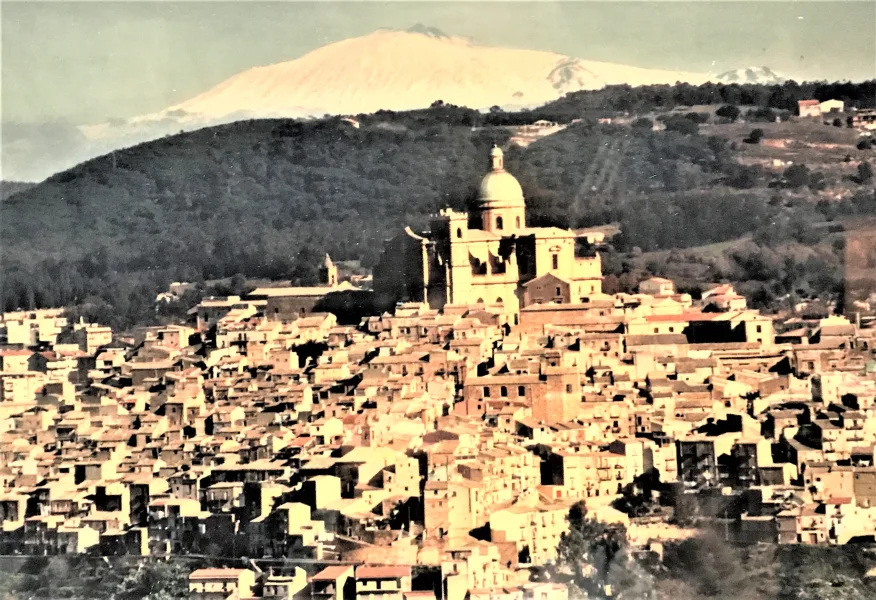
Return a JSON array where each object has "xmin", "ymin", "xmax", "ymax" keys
[
  {"xmin": 0, "ymin": 181, "xmax": 35, "ymax": 201},
  {"xmin": 2, "ymin": 82, "xmax": 875, "ymax": 326}
]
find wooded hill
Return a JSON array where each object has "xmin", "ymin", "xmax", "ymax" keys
[{"xmin": 2, "ymin": 81, "xmax": 874, "ymax": 326}]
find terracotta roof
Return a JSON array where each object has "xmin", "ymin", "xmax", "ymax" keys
[
  {"xmin": 356, "ymin": 566, "xmax": 411, "ymax": 580},
  {"xmin": 310, "ymin": 565, "xmax": 353, "ymax": 580},
  {"xmin": 644, "ymin": 312, "xmax": 718, "ymax": 323},
  {"xmin": 189, "ymin": 568, "xmax": 250, "ymax": 580}
]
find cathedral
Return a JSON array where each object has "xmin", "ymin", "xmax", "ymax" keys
[{"xmin": 374, "ymin": 146, "xmax": 603, "ymax": 313}]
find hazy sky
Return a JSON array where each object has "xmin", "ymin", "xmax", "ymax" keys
[{"xmin": 3, "ymin": 1, "xmax": 875, "ymax": 127}]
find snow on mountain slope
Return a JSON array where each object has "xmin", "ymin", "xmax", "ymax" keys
[
  {"xmin": 713, "ymin": 66, "xmax": 786, "ymax": 85},
  {"xmin": 52, "ymin": 26, "xmax": 714, "ymax": 181},
  {"xmin": 125, "ymin": 27, "xmax": 708, "ymax": 128}
]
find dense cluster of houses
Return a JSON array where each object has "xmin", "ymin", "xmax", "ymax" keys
[{"xmin": 0, "ymin": 269, "xmax": 875, "ymax": 599}]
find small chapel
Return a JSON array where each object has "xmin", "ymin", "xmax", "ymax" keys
[{"xmin": 374, "ymin": 145, "xmax": 604, "ymax": 313}]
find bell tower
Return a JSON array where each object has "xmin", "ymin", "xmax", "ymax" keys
[{"xmin": 321, "ymin": 254, "xmax": 338, "ymax": 287}]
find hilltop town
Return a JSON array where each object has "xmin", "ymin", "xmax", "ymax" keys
[{"xmin": 1, "ymin": 146, "xmax": 876, "ymax": 600}]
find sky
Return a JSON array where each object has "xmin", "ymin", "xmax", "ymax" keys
[{"xmin": 3, "ymin": 0, "xmax": 875, "ymax": 127}]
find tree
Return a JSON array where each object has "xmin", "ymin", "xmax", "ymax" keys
[
  {"xmin": 857, "ymin": 161, "xmax": 873, "ymax": 184},
  {"xmin": 784, "ymin": 163, "xmax": 811, "ymax": 189},
  {"xmin": 745, "ymin": 128, "xmax": 765, "ymax": 144},
  {"xmin": 553, "ymin": 503, "xmax": 654, "ymax": 599},
  {"xmin": 663, "ymin": 116, "xmax": 699, "ymax": 135},
  {"xmin": 715, "ymin": 104, "xmax": 741, "ymax": 122}
]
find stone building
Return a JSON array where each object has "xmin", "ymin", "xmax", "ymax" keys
[{"xmin": 374, "ymin": 146, "xmax": 603, "ymax": 313}]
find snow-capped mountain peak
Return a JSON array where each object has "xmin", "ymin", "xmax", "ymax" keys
[{"xmin": 60, "ymin": 27, "xmax": 710, "ymax": 182}]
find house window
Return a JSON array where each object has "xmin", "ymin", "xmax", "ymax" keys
[
  {"xmin": 484, "ymin": 387, "xmax": 491, "ymax": 398},
  {"xmin": 518, "ymin": 386, "xmax": 526, "ymax": 397},
  {"xmin": 456, "ymin": 228, "xmax": 462, "ymax": 239},
  {"xmin": 669, "ymin": 327, "xmax": 674, "ymax": 333},
  {"xmin": 501, "ymin": 386, "xmax": 508, "ymax": 397},
  {"xmin": 756, "ymin": 325, "xmax": 763, "ymax": 333},
  {"xmin": 516, "ymin": 216, "xmax": 521, "ymax": 228},
  {"xmin": 556, "ymin": 286, "xmax": 562, "ymax": 296},
  {"xmin": 654, "ymin": 328, "xmax": 659, "ymax": 334},
  {"xmin": 566, "ymin": 384, "xmax": 573, "ymax": 393},
  {"xmin": 552, "ymin": 254, "xmax": 559, "ymax": 270},
  {"xmin": 496, "ymin": 216, "xmax": 504, "ymax": 230}
]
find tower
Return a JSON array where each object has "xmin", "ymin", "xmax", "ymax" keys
[
  {"xmin": 477, "ymin": 145, "xmax": 526, "ymax": 234},
  {"xmin": 321, "ymin": 254, "xmax": 338, "ymax": 287}
]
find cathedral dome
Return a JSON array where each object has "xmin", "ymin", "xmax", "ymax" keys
[{"xmin": 478, "ymin": 146, "xmax": 524, "ymax": 206}]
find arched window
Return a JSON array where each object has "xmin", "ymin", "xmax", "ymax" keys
[
  {"xmin": 552, "ymin": 254, "xmax": 559, "ymax": 270},
  {"xmin": 456, "ymin": 227, "xmax": 462, "ymax": 239},
  {"xmin": 495, "ymin": 296, "xmax": 503, "ymax": 304},
  {"xmin": 496, "ymin": 216, "xmax": 504, "ymax": 230},
  {"xmin": 500, "ymin": 386, "xmax": 508, "ymax": 397},
  {"xmin": 476, "ymin": 298, "xmax": 484, "ymax": 304}
]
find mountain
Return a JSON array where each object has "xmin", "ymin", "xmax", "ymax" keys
[
  {"xmin": 102, "ymin": 27, "xmax": 708, "ymax": 132},
  {"xmin": 42, "ymin": 27, "xmax": 709, "ymax": 184},
  {"xmin": 142, "ymin": 27, "xmax": 708, "ymax": 121},
  {"xmin": 713, "ymin": 67, "xmax": 786, "ymax": 85},
  {"xmin": 5, "ymin": 27, "xmax": 712, "ymax": 182}
]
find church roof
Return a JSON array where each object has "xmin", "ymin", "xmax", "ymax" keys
[
  {"xmin": 522, "ymin": 273, "xmax": 572, "ymax": 287},
  {"xmin": 479, "ymin": 171, "xmax": 524, "ymax": 206},
  {"xmin": 479, "ymin": 146, "xmax": 524, "ymax": 207}
]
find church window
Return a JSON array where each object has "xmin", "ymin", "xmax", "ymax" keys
[
  {"xmin": 495, "ymin": 296, "xmax": 503, "ymax": 304},
  {"xmin": 552, "ymin": 254, "xmax": 559, "ymax": 270},
  {"xmin": 476, "ymin": 298, "xmax": 484, "ymax": 304},
  {"xmin": 496, "ymin": 217, "xmax": 504, "ymax": 230},
  {"xmin": 501, "ymin": 386, "xmax": 508, "ymax": 397},
  {"xmin": 456, "ymin": 228, "xmax": 462, "ymax": 239}
]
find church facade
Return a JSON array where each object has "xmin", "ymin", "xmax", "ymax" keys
[{"xmin": 374, "ymin": 146, "xmax": 603, "ymax": 313}]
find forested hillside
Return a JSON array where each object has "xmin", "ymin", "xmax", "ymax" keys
[
  {"xmin": 0, "ymin": 181, "xmax": 35, "ymax": 201},
  {"xmin": 3, "ymin": 81, "xmax": 875, "ymax": 326}
]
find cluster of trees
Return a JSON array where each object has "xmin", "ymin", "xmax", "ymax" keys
[
  {"xmin": 554, "ymin": 500, "xmax": 876, "ymax": 600},
  {"xmin": 0, "ymin": 557, "xmax": 191, "ymax": 600},
  {"xmin": 516, "ymin": 80, "xmax": 876, "ymax": 123}
]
